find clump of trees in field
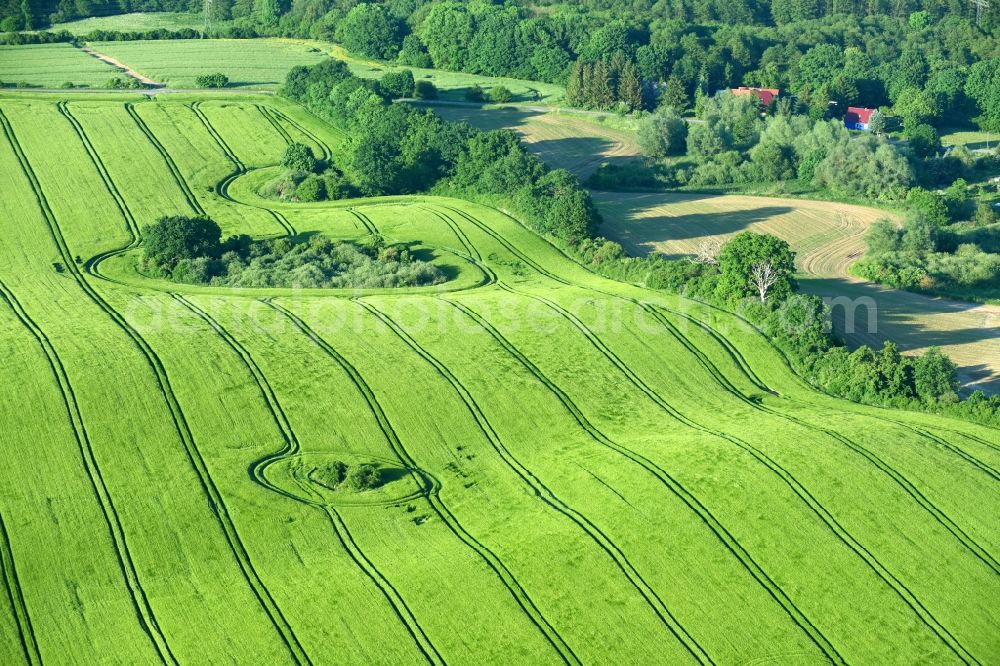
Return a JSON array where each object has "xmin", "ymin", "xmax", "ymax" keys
[
  {"xmin": 141, "ymin": 215, "xmax": 445, "ymax": 289},
  {"xmin": 194, "ymin": 73, "xmax": 229, "ymax": 88},
  {"xmin": 314, "ymin": 461, "xmax": 382, "ymax": 492}
]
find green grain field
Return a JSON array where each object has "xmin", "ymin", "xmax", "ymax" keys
[
  {"xmin": 46, "ymin": 11, "xmax": 207, "ymax": 34},
  {"xmin": 84, "ymin": 38, "xmax": 331, "ymax": 89},
  {"xmin": 0, "ymin": 90, "xmax": 997, "ymax": 664},
  {"xmin": 0, "ymin": 43, "xmax": 122, "ymax": 88}
]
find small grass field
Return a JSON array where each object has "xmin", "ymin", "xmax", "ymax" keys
[
  {"xmin": 594, "ymin": 190, "xmax": 1000, "ymax": 393},
  {"xmin": 46, "ymin": 11, "xmax": 207, "ymax": 34},
  {"xmin": 432, "ymin": 106, "xmax": 638, "ymax": 177},
  {"xmin": 325, "ymin": 44, "xmax": 564, "ymax": 104},
  {"xmin": 0, "ymin": 89, "xmax": 996, "ymax": 663},
  {"xmin": 0, "ymin": 43, "xmax": 122, "ymax": 88},
  {"xmin": 940, "ymin": 128, "xmax": 999, "ymax": 152},
  {"xmin": 84, "ymin": 38, "xmax": 330, "ymax": 89}
]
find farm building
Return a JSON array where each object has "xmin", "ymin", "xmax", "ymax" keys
[
  {"xmin": 845, "ymin": 107, "xmax": 877, "ymax": 130},
  {"xmin": 731, "ymin": 86, "xmax": 780, "ymax": 105}
]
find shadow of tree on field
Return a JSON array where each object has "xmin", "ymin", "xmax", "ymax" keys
[{"xmin": 596, "ymin": 206, "xmax": 794, "ymax": 256}]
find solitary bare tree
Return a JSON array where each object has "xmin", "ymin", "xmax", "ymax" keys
[
  {"xmin": 695, "ymin": 238, "xmax": 721, "ymax": 264},
  {"xmin": 749, "ymin": 262, "xmax": 779, "ymax": 302}
]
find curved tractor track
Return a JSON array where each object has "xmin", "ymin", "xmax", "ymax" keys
[
  {"xmin": 4, "ymin": 94, "xmax": 996, "ymax": 664},
  {"xmin": 3, "ymin": 105, "xmax": 313, "ymax": 666}
]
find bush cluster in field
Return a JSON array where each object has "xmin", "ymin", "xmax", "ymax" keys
[
  {"xmin": 141, "ymin": 215, "xmax": 445, "ymax": 289},
  {"xmin": 854, "ymin": 188, "xmax": 1000, "ymax": 298},
  {"xmin": 313, "ymin": 461, "xmax": 381, "ymax": 492}
]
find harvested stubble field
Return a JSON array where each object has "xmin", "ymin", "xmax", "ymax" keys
[
  {"xmin": 0, "ymin": 91, "xmax": 997, "ymax": 664},
  {"xmin": 595, "ymin": 190, "xmax": 1000, "ymax": 393}
]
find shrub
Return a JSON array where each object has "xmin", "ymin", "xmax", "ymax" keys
[
  {"xmin": 314, "ymin": 460, "xmax": 347, "ymax": 488},
  {"xmin": 343, "ymin": 463, "xmax": 381, "ymax": 491},
  {"xmin": 491, "ymin": 85, "xmax": 513, "ymax": 103},
  {"xmin": 914, "ymin": 347, "xmax": 959, "ymax": 403},
  {"xmin": 194, "ymin": 73, "xmax": 229, "ymax": 88},
  {"xmin": 414, "ymin": 79, "xmax": 437, "ymax": 99},
  {"xmin": 295, "ymin": 174, "xmax": 326, "ymax": 201},
  {"xmin": 380, "ymin": 69, "xmax": 414, "ymax": 98},
  {"xmin": 104, "ymin": 76, "xmax": 143, "ymax": 89}
]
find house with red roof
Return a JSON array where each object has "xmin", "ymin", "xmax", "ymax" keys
[
  {"xmin": 731, "ymin": 87, "xmax": 779, "ymax": 106},
  {"xmin": 844, "ymin": 107, "xmax": 876, "ymax": 131}
]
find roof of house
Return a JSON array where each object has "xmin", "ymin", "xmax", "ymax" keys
[
  {"xmin": 731, "ymin": 86, "xmax": 779, "ymax": 105},
  {"xmin": 845, "ymin": 107, "xmax": 876, "ymax": 125}
]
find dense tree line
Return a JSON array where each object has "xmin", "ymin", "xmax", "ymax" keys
[
  {"xmin": 281, "ymin": 59, "xmax": 599, "ymax": 243},
  {"xmin": 6, "ymin": 2, "xmax": 997, "ymax": 131}
]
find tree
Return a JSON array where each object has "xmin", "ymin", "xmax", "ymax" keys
[
  {"xmin": 413, "ymin": 79, "xmax": 437, "ymax": 99},
  {"xmin": 280, "ymin": 143, "xmax": 317, "ymax": 173},
  {"xmin": 143, "ymin": 216, "xmax": 222, "ymax": 272},
  {"xmin": 420, "ymin": 2, "xmax": 474, "ymax": 70},
  {"xmin": 339, "ymin": 4, "xmax": 401, "ymax": 60},
  {"xmin": 867, "ymin": 110, "xmax": 886, "ymax": 136},
  {"xmin": 796, "ymin": 44, "xmax": 844, "ymax": 89},
  {"xmin": 617, "ymin": 59, "xmax": 643, "ymax": 111},
  {"xmin": 965, "ymin": 59, "xmax": 1000, "ymax": 132},
  {"xmin": 905, "ymin": 123, "xmax": 940, "ymax": 158},
  {"xmin": 695, "ymin": 239, "xmax": 721, "ymax": 264},
  {"xmin": 254, "ymin": 0, "xmax": 279, "ymax": 27},
  {"xmin": 380, "ymin": 69, "xmax": 415, "ymax": 98},
  {"xmin": 893, "ymin": 87, "xmax": 938, "ymax": 129},
  {"xmin": 906, "ymin": 188, "xmax": 949, "ymax": 227},
  {"xmin": 398, "ymin": 36, "xmax": 432, "ymax": 68},
  {"xmin": 565, "ymin": 60, "xmax": 585, "ymax": 106},
  {"xmin": 636, "ymin": 107, "xmax": 688, "ymax": 158},
  {"xmin": 749, "ymin": 262, "xmax": 780, "ymax": 302},
  {"xmin": 866, "ymin": 219, "xmax": 901, "ymax": 254},
  {"xmin": 659, "ymin": 75, "xmax": 688, "ymax": 113},
  {"xmin": 914, "ymin": 348, "xmax": 959, "ymax": 403},
  {"xmin": 344, "ymin": 463, "xmax": 381, "ymax": 491},
  {"xmin": 590, "ymin": 60, "xmax": 614, "ymax": 110},
  {"xmin": 716, "ymin": 232, "xmax": 796, "ymax": 306}
]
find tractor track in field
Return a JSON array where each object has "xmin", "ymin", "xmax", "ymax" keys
[
  {"xmin": 123, "ymin": 103, "xmax": 204, "ymax": 216},
  {"xmin": 0, "ymin": 279, "xmax": 176, "ymax": 665},
  {"xmin": 436, "ymin": 205, "xmax": 571, "ymax": 286},
  {"xmin": 647, "ymin": 299, "xmax": 1000, "ymax": 487},
  {"xmin": 0, "ymin": 510, "xmax": 42, "ymax": 666},
  {"xmin": 353, "ymin": 298, "xmax": 713, "ymax": 666},
  {"xmin": 502, "ymin": 281, "xmax": 979, "ymax": 664},
  {"xmin": 171, "ymin": 294, "xmax": 444, "ymax": 666},
  {"xmin": 262, "ymin": 299, "xmax": 580, "ymax": 666},
  {"xmin": 267, "ymin": 108, "xmax": 332, "ymax": 162},
  {"xmin": 636, "ymin": 301, "xmax": 1000, "ymax": 576},
  {"xmin": 454, "ymin": 200, "xmax": 999, "ymax": 589},
  {"xmin": 256, "ymin": 104, "xmax": 293, "ymax": 145},
  {"xmin": 437, "ymin": 295, "xmax": 844, "ymax": 664},
  {"xmin": 189, "ymin": 101, "xmax": 296, "ymax": 238},
  {"xmin": 0, "ymin": 108, "xmax": 313, "ymax": 666}
]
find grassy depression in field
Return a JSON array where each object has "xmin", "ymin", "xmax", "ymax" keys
[{"xmin": 0, "ymin": 90, "xmax": 997, "ymax": 664}]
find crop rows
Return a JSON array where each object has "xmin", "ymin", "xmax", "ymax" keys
[{"xmin": 0, "ymin": 95, "xmax": 995, "ymax": 664}]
